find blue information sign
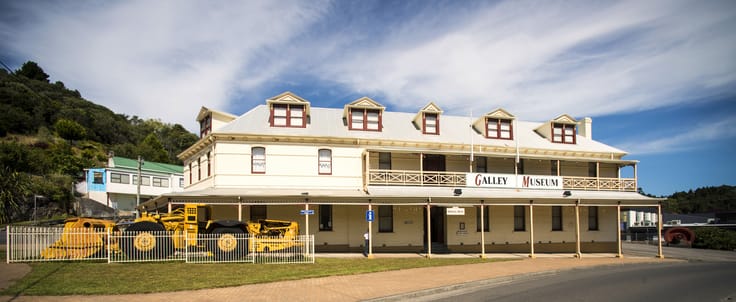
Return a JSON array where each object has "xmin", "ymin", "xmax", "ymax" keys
[
  {"xmin": 300, "ymin": 209, "xmax": 315, "ymax": 215},
  {"xmin": 366, "ymin": 210, "xmax": 375, "ymax": 221}
]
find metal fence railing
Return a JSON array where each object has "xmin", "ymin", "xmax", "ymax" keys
[{"xmin": 6, "ymin": 225, "xmax": 314, "ymax": 265}]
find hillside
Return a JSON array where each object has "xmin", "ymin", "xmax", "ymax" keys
[{"xmin": 0, "ymin": 61, "xmax": 198, "ymax": 223}]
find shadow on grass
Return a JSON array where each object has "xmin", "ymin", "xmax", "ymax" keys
[{"xmin": 5, "ymin": 261, "xmax": 70, "ymax": 301}]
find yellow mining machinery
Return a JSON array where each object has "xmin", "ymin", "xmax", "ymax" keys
[
  {"xmin": 41, "ymin": 203, "xmax": 301, "ymax": 260},
  {"xmin": 40, "ymin": 217, "xmax": 120, "ymax": 259}
]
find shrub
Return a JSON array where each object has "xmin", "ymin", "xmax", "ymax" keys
[{"xmin": 692, "ymin": 227, "xmax": 736, "ymax": 251}]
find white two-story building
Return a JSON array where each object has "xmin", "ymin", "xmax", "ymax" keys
[
  {"xmin": 83, "ymin": 156, "xmax": 184, "ymax": 216},
  {"xmin": 145, "ymin": 92, "xmax": 662, "ymax": 257}
]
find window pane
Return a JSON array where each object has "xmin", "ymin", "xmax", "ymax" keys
[
  {"xmin": 476, "ymin": 206, "xmax": 489, "ymax": 232},
  {"xmin": 588, "ymin": 206, "xmax": 599, "ymax": 230},
  {"xmin": 290, "ymin": 105, "xmax": 303, "ymax": 126},
  {"xmin": 273, "ymin": 105, "xmax": 287, "ymax": 126},
  {"xmin": 379, "ymin": 152, "xmax": 391, "ymax": 170},
  {"xmin": 318, "ymin": 149, "xmax": 332, "ymax": 174},
  {"xmin": 514, "ymin": 206, "xmax": 525, "ymax": 231},
  {"xmin": 251, "ymin": 205, "xmax": 267, "ymax": 221},
  {"xmin": 351, "ymin": 110, "xmax": 364, "ymax": 129},
  {"xmin": 367, "ymin": 111, "xmax": 379, "ymax": 130},
  {"xmin": 552, "ymin": 206, "xmax": 562, "ymax": 231},
  {"xmin": 319, "ymin": 205, "xmax": 332, "ymax": 231},
  {"xmin": 93, "ymin": 172, "xmax": 104, "ymax": 184},
  {"xmin": 252, "ymin": 147, "xmax": 266, "ymax": 173},
  {"xmin": 378, "ymin": 205, "xmax": 393, "ymax": 232}
]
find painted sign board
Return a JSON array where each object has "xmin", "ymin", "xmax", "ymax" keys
[
  {"xmin": 366, "ymin": 210, "xmax": 375, "ymax": 221},
  {"xmin": 466, "ymin": 173, "xmax": 563, "ymax": 190},
  {"xmin": 446, "ymin": 207, "xmax": 465, "ymax": 216},
  {"xmin": 299, "ymin": 209, "xmax": 315, "ymax": 215}
]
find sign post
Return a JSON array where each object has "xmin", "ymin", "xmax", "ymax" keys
[{"xmin": 367, "ymin": 205, "xmax": 374, "ymax": 258}]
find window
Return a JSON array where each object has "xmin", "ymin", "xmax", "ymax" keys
[
  {"xmin": 251, "ymin": 147, "xmax": 266, "ymax": 174},
  {"xmin": 378, "ymin": 152, "xmax": 391, "ymax": 170},
  {"xmin": 251, "ymin": 205, "xmax": 267, "ymax": 221},
  {"xmin": 93, "ymin": 172, "xmax": 104, "ymax": 184},
  {"xmin": 486, "ymin": 118, "xmax": 513, "ymax": 139},
  {"xmin": 319, "ymin": 205, "xmax": 332, "ymax": 231},
  {"xmin": 552, "ymin": 123, "xmax": 576, "ymax": 144},
  {"xmin": 133, "ymin": 175, "xmax": 150, "ymax": 186},
  {"xmin": 475, "ymin": 157, "xmax": 487, "ymax": 173},
  {"xmin": 551, "ymin": 160, "xmax": 559, "ymax": 176},
  {"xmin": 200, "ymin": 114, "xmax": 211, "ymax": 137},
  {"xmin": 378, "ymin": 205, "xmax": 393, "ymax": 232},
  {"xmin": 514, "ymin": 206, "xmax": 526, "ymax": 231},
  {"xmin": 153, "ymin": 177, "xmax": 169, "ymax": 188},
  {"xmin": 110, "ymin": 173, "xmax": 130, "ymax": 184},
  {"xmin": 423, "ymin": 113, "xmax": 439, "ymax": 134},
  {"xmin": 179, "ymin": 177, "xmax": 184, "ymax": 188},
  {"xmin": 207, "ymin": 152, "xmax": 211, "ymax": 177},
  {"xmin": 588, "ymin": 206, "xmax": 599, "ymax": 230},
  {"xmin": 350, "ymin": 108, "xmax": 381, "ymax": 131},
  {"xmin": 517, "ymin": 158, "xmax": 525, "ymax": 174},
  {"xmin": 271, "ymin": 104, "xmax": 305, "ymax": 127},
  {"xmin": 588, "ymin": 162, "xmax": 597, "ymax": 177},
  {"xmin": 318, "ymin": 149, "xmax": 332, "ymax": 175},
  {"xmin": 552, "ymin": 206, "xmax": 563, "ymax": 231},
  {"xmin": 476, "ymin": 205, "xmax": 489, "ymax": 232},
  {"xmin": 197, "ymin": 157, "xmax": 201, "ymax": 181},
  {"xmin": 188, "ymin": 163, "xmax": 192, "ymax": 185}
]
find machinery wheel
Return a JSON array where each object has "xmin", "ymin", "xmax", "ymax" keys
[
  {"xmin": 209, "ymin": 227, "xmax": 247, "ymax": 260},
  {"xmin": 121, "ymin": 221, "xmax": 173, "ymax": 260}
]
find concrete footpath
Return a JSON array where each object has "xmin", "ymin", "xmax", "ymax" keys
[{"xmin": 0, "ymin": 253, "xmax": 676, "ymax": 302}]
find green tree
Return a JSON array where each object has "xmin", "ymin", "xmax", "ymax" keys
[
  {"xmin": 54, "ymin": 118, "xmax": 87, "ymax": 141},
  {"xmin": 0, "ymin": 167, "xmax": 31, "ymax": 223},
  {"xmin": 15, "ymin": 61, "xmax": 50, "ymax": 82},
  {"xmin": 138, "ymin": 133, "xmax": 169, "ymax": 163}
]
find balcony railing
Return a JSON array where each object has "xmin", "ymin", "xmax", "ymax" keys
[{"xmin": 368, "ymin": 170, "xmax": 636, "ymax": 192}]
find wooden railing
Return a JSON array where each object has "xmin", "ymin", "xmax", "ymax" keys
[
  {"xmin": 367, "ymin": 170, "xmax": 637, "ymax": 191},
  {"xmin": 368, "ymin": 170, "xmax": 466, "ymax": 187}
]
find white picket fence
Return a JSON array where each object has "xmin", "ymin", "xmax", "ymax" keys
[{"xmin": 5, "ymin": 225, "xmax": 314, "ymax": 264}]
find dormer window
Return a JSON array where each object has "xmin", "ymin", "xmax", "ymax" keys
[
  {"xmin": 199, "ymin": 114, "xmax": 212, "ymax": 137},
  {"xmin": 486, "ymin": 118, "xmax": 512, "ymax": 140},
  {"xmin": 423, "ymin": 113, "xmax": 439, "ymax": 135},
  {"xmin": 415, "ymin": 102, "xmax": 442, "ymax": 135},
  {"xmin": 350, "ymin": 108, "xmax": 381, "ymax": 131},
  {"xmin": 474, "ymin": 108, "xmax": 515, "ymax": 141},
  {"xmin": 266, "ymin": 91, "xmax": 311, "ymax": 128},
  {"xmin": 552, "ymin": 123, "xmax": 576, "ymax": 144},
  {"xmin": 271, "ymin": 104, "xmax": 305, "ymax": 127}
]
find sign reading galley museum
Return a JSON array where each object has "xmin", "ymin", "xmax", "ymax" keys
[{"xmin": 467, "ymin": 173, "xmax": 563, "ymax": 190}]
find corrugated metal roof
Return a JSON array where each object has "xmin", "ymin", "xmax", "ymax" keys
[
  {"xmin": 110, "ymin": 156, "xmax": 183, "ymax": 174},
  {"xmin": 216, "ymin": 105, "xmax": 626, "ymax": 155}
]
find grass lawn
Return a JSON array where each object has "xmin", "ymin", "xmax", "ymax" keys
[{"xmin": 1, "ymin": 252, "xmax": 511, "ymax": 296}]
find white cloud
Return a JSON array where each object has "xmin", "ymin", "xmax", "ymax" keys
[
  {"xmin": 614, "ymin": 116, "xmax": 736, "ymax": 155},
  {"xmin": 1, "ymin": 1, "xmax": 329, "ymax": 132},
  {"xmin": 311, "ymin": 0, "xmax": 736, "ymax": 120}
]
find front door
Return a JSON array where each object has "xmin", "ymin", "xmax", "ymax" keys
[{"xmin": 423, "ymin": 206, "xmax": 445, "ymax": 244}]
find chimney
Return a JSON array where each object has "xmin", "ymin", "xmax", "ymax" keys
[{"xmin": 578, "ymin": 117, "xmax": 592, "ymax": 139}]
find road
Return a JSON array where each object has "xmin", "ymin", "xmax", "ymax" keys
[
  {"xmin": 401, "ymin": 243, "xmax": 736, "ymax": 302},
  {"xmin": 414, "ymin": 262, "xmax": 736, "ymax": 302}
]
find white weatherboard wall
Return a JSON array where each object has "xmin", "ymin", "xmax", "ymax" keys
[{"xmin": 213, "ymin": 142, "xmax": 364, "ymax": 189}]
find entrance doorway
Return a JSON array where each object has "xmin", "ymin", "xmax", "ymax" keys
[{"xmin": 423, "ymin": 206, "xmax": 445, "ymax": 244}]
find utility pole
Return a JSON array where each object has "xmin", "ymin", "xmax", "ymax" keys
[{"xmin": 136, "ymin": 156, "xmax": 143, "ymax": 218}]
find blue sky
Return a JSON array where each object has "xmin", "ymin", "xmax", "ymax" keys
[{"xmin": 1, "ymin": 0, "xmax": 735, "ymax": 196}]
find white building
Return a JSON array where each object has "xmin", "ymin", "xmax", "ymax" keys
[
  {"xmin": 145, "ymin": 92, "xmax": 662, "ymax": 256},
  {"xmin": 82, "ymin": 156, "xmax": 184, "ymax": 216}
]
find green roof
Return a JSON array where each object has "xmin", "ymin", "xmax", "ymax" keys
[{"xmin": 111, "ymin": 157, "xmax": 183, "ymax": 174}]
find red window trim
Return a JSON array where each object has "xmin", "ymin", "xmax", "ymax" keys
[
  {"xmin": 422, "ymin": 112, "xmax": 440, "ymax": 135},
  {"xmin": 188, "ymin": 162, "xmax": 192, "ymax": 185},
  {"xmin": 348, "ymin": 108, "xmax": 382, "ymax": 132},
  {"xmin": 251, "ymin": 147, "xmax": 266, "ymax": 174},
  {"xmin": 206, "ymin": 152, "xmax": 211, "ymax": 177},
  {"xmin": 318, "ymin": 149, "xmax": 332, "ymax": 175},
  {"xmin": 270, "ymin": 104, "xmax": 306, "ymax": 128},
  {"xmin": 485, "ymin": 118, "xmax": 513, "ymax": 140},
  {"xmin": 551, "ymin": 123, "xmax": 576, "ymax": 144}
]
